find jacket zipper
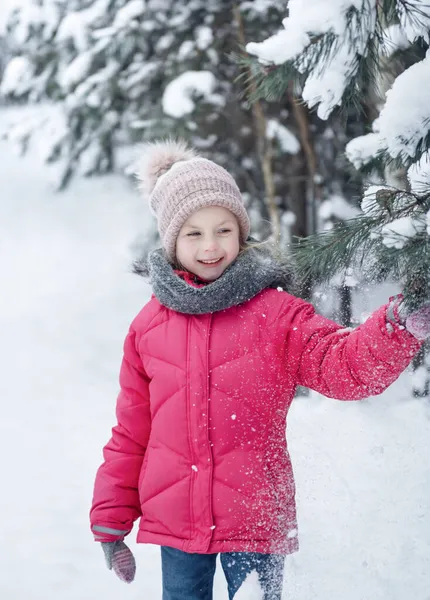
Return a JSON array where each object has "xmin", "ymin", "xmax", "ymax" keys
[
  {"xmin": 185, "ymin": 318, "xmax": 196, "ymax": 550},
  {"xmin": 205, "ymin": 313, "xmax": 215, "ymax": 539}
]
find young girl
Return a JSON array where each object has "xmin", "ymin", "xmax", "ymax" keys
[{"xmin": 90, "ymin": 140, "xmax": 429, "ymax": 600}]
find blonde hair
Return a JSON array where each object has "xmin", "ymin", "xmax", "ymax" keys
[{"xmin": 239, "ymin": 237, "xmax": 285, "ymax": 263}]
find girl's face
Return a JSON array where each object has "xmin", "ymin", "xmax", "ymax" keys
[{"xmin": 176, "ymin": 206, "xmax": 240, "ymax": 281}]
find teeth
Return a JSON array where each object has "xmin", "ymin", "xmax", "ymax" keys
[{"xmin": 200, "ymin": 258, "xmax": 221, "ymax": 264}]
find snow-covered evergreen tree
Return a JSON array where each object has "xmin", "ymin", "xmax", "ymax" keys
[
  {"xmin": 246, "ymin": 0, "xmax": 430, "ymax": 391},
  {"xmin": 0, "ymin": 0, "xmax": 363, "ymax": 262},
  {"xmin": 1, "ymin": 0, "xmax": 65, "ymax": 101},
  {"xmin": 246, "ymin": 0, "xmax": 430, "ymax": 305},
  {"xmin": 1, "ymin": 1, "xmax": 291, "ymax": 194}
]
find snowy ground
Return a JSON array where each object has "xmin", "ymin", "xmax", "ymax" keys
[{"xmin": 1, "ymin": 136, "xmax": 430, "ymax": 600}]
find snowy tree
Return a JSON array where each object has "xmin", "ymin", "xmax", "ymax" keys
[
  {"xmin": 246, "ymin": 0, "xmax": 430, "ymax": 391},
  {"xmin": 0, "ymin": 0, "xmax": 364, "ymax": 266},
  {"xmin": 1, "ymin": 0, "xmax": 65, "ymax": 101},
  {"xmin": 246, "ymin": 0, "xmax": 430, "ymax": 304},
  {"xmin": 1, "ymin": 0, "xmax": 126, "ymax": 184},
  {"xmin": 0, "ymin": 2, "xmax": 266, "ymax": 186},
  {"xmin": 0, "ymin": 1, "xmax": 301, "ymax": 217}
]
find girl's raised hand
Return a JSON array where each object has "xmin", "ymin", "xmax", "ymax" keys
[{"xmin": 405, "ymin": 303, "xmax": 430, "ymax": 340}]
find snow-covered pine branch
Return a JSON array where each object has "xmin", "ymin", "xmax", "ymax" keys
[
  {"xmin": 246, "ymin": 0, "xmax": 430, "ymax": 119},
  {"xmin": 247, "ymin": 0, "xmax": 430, "ymax": 308}
]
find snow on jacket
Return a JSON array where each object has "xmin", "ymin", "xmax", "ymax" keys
[{"xmin": 90, "ymin": 250, "xmax": 421, "ymax": 554}]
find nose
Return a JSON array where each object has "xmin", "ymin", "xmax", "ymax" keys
[{"xmin": 203, "ymin": 235, "xmax": 219, "ymax": 253}]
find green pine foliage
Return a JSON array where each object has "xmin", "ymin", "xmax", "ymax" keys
[
  {"xmin": 246, "ymin": 0, "xmax": 430, "ymax": 308},
  {"xmin": 293, "ymin": 191, "xmax": 430, "ymax": 310}
]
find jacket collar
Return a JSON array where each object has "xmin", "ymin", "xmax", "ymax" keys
[{"xmin": 175, "ymin": 270, "xmax": 207, "ymax": 288}]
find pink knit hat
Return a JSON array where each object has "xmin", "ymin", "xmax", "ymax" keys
[{"xmin": 135, "ymin": 139, "xmax": 251, "ymax": 261}]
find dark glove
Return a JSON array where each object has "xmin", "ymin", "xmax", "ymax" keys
[{"xmin": 101, "ymin": 541, "xmax": 136, "ymax": 583}]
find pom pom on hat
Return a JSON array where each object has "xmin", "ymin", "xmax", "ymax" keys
[
  {"xmin": 135, "ymin": 139, "xmax": 198, "ymax": 202},
  {"xmin": 135, "ymin": 138, "xmax": 251, "ymax": 261}
]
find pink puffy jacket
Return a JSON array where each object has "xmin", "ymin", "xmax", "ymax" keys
[{"xmin": 90, "ymin": 288, "xmax": 420, "ymax": 554}]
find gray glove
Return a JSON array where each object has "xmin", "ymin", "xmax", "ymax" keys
[
  {"xmin": 404, "ymin": 303, "xmax": 430, "ymax": 340},
  {"xmin": 101, "ymin": 541, "xmax": 136, "ymax": 583},
  {"xmin": 387, "ymin": 295, "xmax": 430, "ymax": 340}
]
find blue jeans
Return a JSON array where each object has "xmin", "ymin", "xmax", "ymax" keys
[{"xmin": 161, "ymin": 546, "xmax": 285, "ymax": 600}]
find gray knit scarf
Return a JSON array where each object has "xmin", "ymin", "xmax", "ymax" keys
[{"xmin": 133, "ymin": 244, "xmax": 294, "ymax": 315}]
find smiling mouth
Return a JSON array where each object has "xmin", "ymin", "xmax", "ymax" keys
[{"xmin": 198, "ymin": 258, "xmax": 223, "ymax": 265}]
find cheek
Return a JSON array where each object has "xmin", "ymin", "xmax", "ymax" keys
[
  {"xmin": 175, "ymin": 239, "xmax": 188, "ymax": 264},
  {"xmin": 176, "ymin": 238, "xmax": 199, "ymax": 268},
  {"xmin": 228, "ymin": 236, "xmax": 240, "ymax": 259}
]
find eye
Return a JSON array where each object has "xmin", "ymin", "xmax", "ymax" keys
[
  {"xmin": 187, "ymin": 231, "xmax": 200, "ymax": 237},
  {"xmin": 219, "ymin": 228, "xmax": 231, "ymax": 234}
]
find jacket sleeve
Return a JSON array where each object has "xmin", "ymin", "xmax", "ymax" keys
[
  {"xmin": 284, "ymin": 296, "xmax": 422, "ymax": 400},
  {"xmin": 90, "ymin": 326, "xmax": 151, "ymax": 541}
]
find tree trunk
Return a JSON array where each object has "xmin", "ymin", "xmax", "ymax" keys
[
  {"xmin": 338, "ymin": 285, "xmax": 352, "ymax": 327},
  {"xmin": 232, "ymin": 5, "xmax": 280, "ymax": 242}
]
